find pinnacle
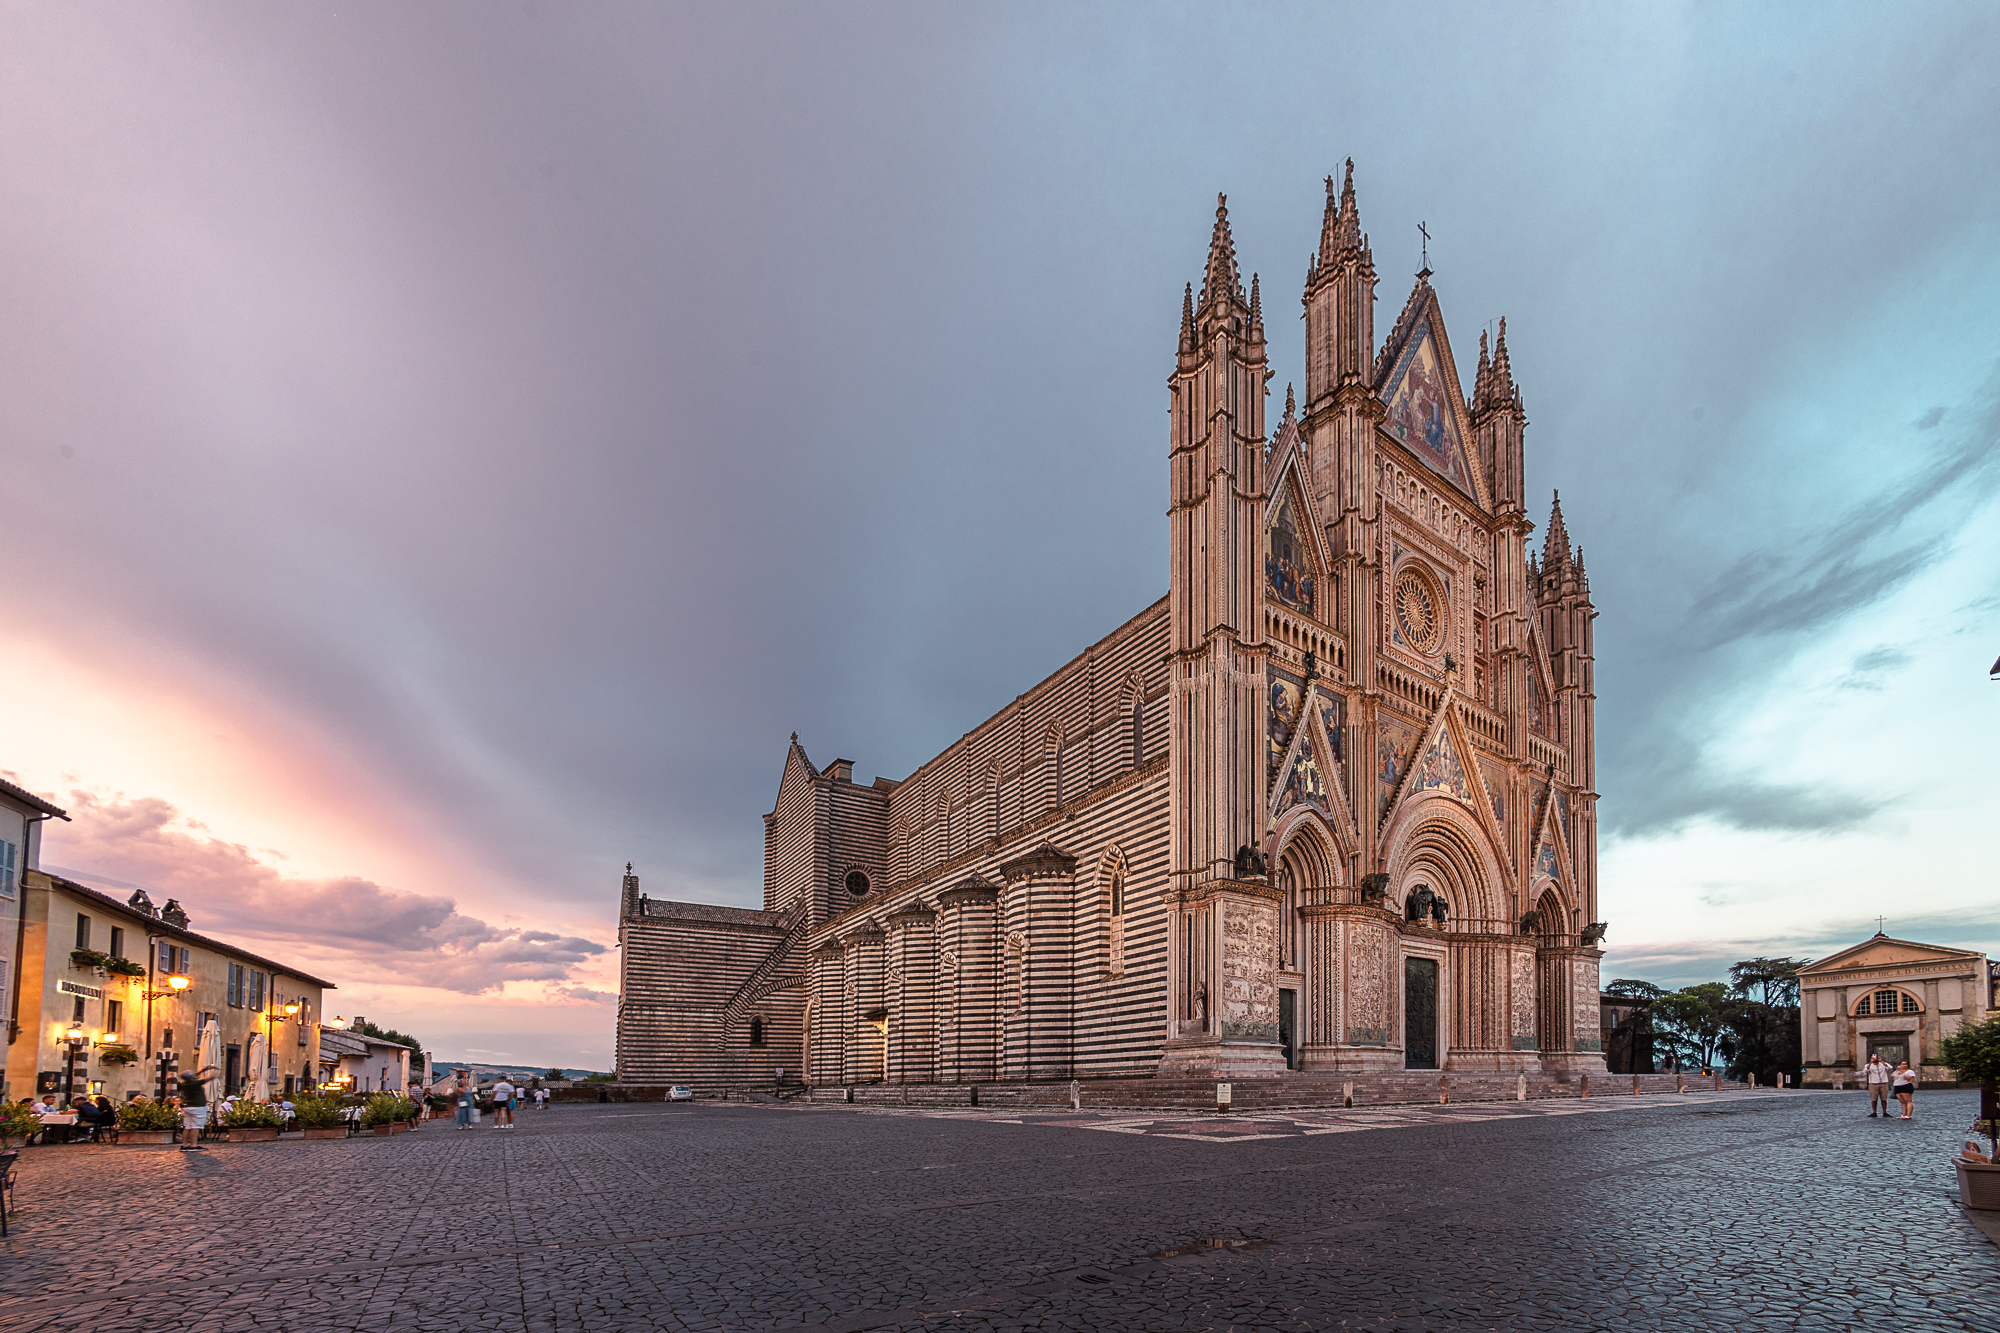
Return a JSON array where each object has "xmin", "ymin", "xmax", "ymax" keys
[
  {"xmin": 1333, "ymin": 157, "xmax": 1362, "ymax": 254},
  {"xmin": 1248, "ymin": 273, "xmax": 1263, "ymax": 339},
  {"xmin": 1198, "ymin": 193, "xmax": 1242, "ymax": 312},
  {"xmin": 1473, "ymin": 329, "xmax": 1492, "ymax": 409},
  {"xmin": 1284, "ymin": 381, "xmax": 1296, "ymax": 423},
  {"xmin": 1179, "ymin": 283, "xmax": 1195, "ymax": 354},
  {"xmin": 1543, "ymin": 490, "xmax": 1571, "ymax": 569}
]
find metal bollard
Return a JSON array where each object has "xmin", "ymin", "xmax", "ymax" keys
[
  {"xmin": 1713, "ymin": 1072, "xmax": 1722, "ymax": 1092},
  {"xmin": 1633, "ymin": 1074, "xmax": 1642, "ymax": 1096}
]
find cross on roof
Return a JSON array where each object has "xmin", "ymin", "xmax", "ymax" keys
[
  {"xmin": 1418, "ymin": 220, "xmax": 1432, "ymax": 279},
  {"xmin": 1876, "ymin": 915, "xmax": 1887, "ymax": 934}
]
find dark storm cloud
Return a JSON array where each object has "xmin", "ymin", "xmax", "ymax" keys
[{"xmin": 2, "ymin": 3, "xmax": 1997, "ymax": 914}]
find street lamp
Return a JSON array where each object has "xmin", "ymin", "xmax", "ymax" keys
[{"xmin": 64, "ymin": 1021, "xmax": 86, "ymax": 1099}]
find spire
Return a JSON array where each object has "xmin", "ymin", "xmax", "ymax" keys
[
  {"xmin": 1248, "ymin": 272, "xmax": 1263, "ymax": 341},
  {"xmin": 1315, "ymin": 171, "xmax": 1341, "ymax": 269},
  {"xmin": 1198, "ymin": 193, "xmax": 1241, "ymax": 311},
  {"xmin": 1333, "ymin": 158, "xmax": 1361, "ymax": 255},
  {"xmin": 1544, "ymin": 490, "xmax": 1571, "ymax": 569},
  {"xmin": 1284, "ymin": 381, "xmax": 1296, "ymax": 423},
  {"xmin": 1473, "ymin": 328, "xmax": 1492, "ymax": 410},
  {"xmin": 1179, "ymin": 282, "xmax": 1195, "ymax": 355},
  {"xmin": 1492, "ymin": 315, "xmax": 1519, "ymax": 408}
]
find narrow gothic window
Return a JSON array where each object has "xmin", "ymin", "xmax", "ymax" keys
[
  {"xmin": 1107, "ymin": 868, "xmax": 1126, "ymax": 977},
  {"xmin": 749, "ymin": 1017, "xmax": 765, "ymax": 1046},
  {"xmin": 1131, "ymin": 699, "xmax": 1144, "ymax": 767}
]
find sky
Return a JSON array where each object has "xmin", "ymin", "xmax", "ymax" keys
[{"xmin": 2, "ymin": 3, "xmax": 1995, "ymax": 1067}]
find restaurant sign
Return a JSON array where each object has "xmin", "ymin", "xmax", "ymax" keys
[{"xmin": 58, "ymin": 979, "xmax": 104, "ymax": 1001}]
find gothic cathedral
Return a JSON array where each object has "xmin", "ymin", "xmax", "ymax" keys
[{"xmin": 616, "ymin": 166, "xmax": 1603, "ymax": 1092}]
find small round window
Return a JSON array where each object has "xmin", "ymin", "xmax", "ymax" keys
[{"xmin": 845, "ymin": 871, "xmax": 870, "ymax": 897}]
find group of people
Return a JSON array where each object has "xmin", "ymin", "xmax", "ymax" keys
[
  {"xmin": 16, "ymin": 1094, "xmax": 117, "ymax": 1143},
  {"xmin": 450, "ymin": 1077, "xmax": 551, "ymax": 1129},
  {"xmin": 1862, "ymin": 1054, "xmax": 1919, "ymax": 1119}
]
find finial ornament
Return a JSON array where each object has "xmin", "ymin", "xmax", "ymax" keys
[
  {"xmin": 626, "ymin": 861, "xmax": 634, "ymax": 875},
  {"xmin": 1417, "ymin": 220, "xmax": 1433, "ymax": 280},
  {"xmin": 790, "ymin": 731, "xmax": 798, "ymax": 742}
]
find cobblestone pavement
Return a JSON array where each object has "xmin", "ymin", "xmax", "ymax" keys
[{"xmin": 1, "ymin": 1089, "xmax": 1994, "ymax": 1332}]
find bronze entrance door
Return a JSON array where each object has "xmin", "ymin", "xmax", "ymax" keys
[
  {"xmin": 1278, "ymin": 989, "xmax": 1298, "ymax": 1070},
  {"xmin": 1404, "ymin": 957, "xmax": 1438, "ymax": 1070},
  {"xmin": 1867, "ymin": 1036, "xmax": 1907, "ymax": 1068}
]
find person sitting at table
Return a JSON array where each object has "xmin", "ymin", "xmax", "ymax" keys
[
  {"xmin": 92, "ymin": 1095, "xmax": 116, "ymax": 1142},
  {"xmin": 72, "ymin": 1096, "xmax": 107, "ymax": 1143}
]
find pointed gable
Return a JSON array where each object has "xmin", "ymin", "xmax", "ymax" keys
[
  {"xmin": 1801, "ymin": 936, "xmax": 1985, "ymax": 976},
  {"xmin": 1380, "ymin": 316, "xmax": 1477, "ymax": 498},
  {"xmin": 1406, "ymin": 726, "xmax": 1476, "ymax": 806},
  {"xmin": 1265, "ymin": 477, "xmax": 1318, "ymax": 615}
]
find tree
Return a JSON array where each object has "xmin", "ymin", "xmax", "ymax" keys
[
  {"xmin": 546, "ymin": 1067, "xmax": 566, "ymax": 1081},
  {"xmin": 1651, "ymin": 982, "xmax": 1729, "ymax": 1070},
  {"xmin": 1728, "ymin": 957, "xmax": 1807, "ymax": 1009},
  {"xmin": 1604, "ymin": 979, "xmax": 1668, "ymax": 1000},
  {"xmin": 1939, "ymin": 1013, "xmax": 2000, "ymax": 1159}
]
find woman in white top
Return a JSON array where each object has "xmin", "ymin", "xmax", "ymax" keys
[{"xmin": 1891, "ymin": 1061, "xmax": 1917, "ymax": 1119}]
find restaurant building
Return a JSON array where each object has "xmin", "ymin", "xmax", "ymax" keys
[
  {"xmin": 316, "ymin": 1022, "xmax": 419, "ymax": 1093},
  {"xmin": 5, "ymin": 869, "xmax": 336, "ymax": 1102},
  {"xmin": 0, "ymin": 777, "xmax": 68, "ymax": 1102}
]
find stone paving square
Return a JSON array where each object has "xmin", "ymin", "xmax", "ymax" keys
[{"xmin": 0, "ymin": 1089, "xmax": 1995, "ymax": 1332}]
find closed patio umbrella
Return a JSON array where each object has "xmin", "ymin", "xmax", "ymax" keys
[
  {"xmin": 198, "ymin": 1022, "xmax": 222, "ymax": 1106},
  {"xmin": 244, "ymin": 1034, "xmax": 268, "ymax": 1102}
]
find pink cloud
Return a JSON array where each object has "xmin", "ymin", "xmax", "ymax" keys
[{"xmin": 41, "ymin": 789, "xmax": 606, "ymax": 995}]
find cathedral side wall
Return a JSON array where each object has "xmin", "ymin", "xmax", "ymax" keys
[
  {"xmin": 807, "ymin": 760, "xmax": 1171, "ymax": 1083},
  {"xmin": 617, "ymin": 915, "xmax": 786, "ymax": 1086}
]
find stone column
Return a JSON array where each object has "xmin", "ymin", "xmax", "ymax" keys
[
  {"xmin": 811, "ymin": 940, "xmax": 845, "ymax": 1085},
  {"xmin": 937, "ymin": 880, "xmax": 1000, "ymax": 1085},
  {"xmin": 1158, "ymin": 878, "xmax": 1287, "ymax": 1079},
  {"xmin": 999, "ymin": 843, "xmax": 1078, "ymax": 1083},
  {"xmin": 843, "ymin": 927, "xmax": 886, "ymax": 1085},
  {"xmin": 886, "ymin": 905, "xmax": 937, "ymax": 1085}
]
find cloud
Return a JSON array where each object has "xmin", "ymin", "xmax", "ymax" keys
[
  {"xmin": 545, "ymin": 984, "xmax": 617, "ymax": 1005},
  {"xmin": 41, "ymin": 788, "xmax": 605, "ymax": 995}
]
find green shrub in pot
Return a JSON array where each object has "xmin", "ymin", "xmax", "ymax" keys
[
  {"xmin": 116, "ymin": 1098, "xmax": 182, "ymax": 1132},
  {"xmin": 219, "ymin": 1100, "xmax": 285, "ymax": 1130},
  {"xmin": 291, "ymin": 1094, "xmax": 345, "ymax": 1129}
]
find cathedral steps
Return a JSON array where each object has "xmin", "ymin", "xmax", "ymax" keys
[{"xmin": 799, "ymin": 1071, "xmax": 1744, "ymax": 1111}]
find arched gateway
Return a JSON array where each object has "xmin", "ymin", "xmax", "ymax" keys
[{"xmin": 614, "ymin": 169, "xmax": 1605, "ymax": 1092}]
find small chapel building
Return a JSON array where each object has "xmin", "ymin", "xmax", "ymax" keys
[
  {"xmin": 1796, "ymin": 933, "xmax": 1994, "ymax": 1086},
  {"xmin": 617, "ymin": 166, "xmax": 1606, "ymax": 1093}
]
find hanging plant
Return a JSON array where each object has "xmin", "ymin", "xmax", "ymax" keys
[
  {"xmin": 98, "ymin": 1044, "xmax": 140, "ymax": 1066},
  {"xmin": 70, "ymin": 948, "xmax": 113, "ymax": 970},
  {"xmin": 104, "ymin": 957, "xmax": 147, "ymax": 977}
]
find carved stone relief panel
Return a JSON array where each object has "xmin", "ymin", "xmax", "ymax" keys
[
  {"xmin": 1218, "ymin": 896, "xmax": 1279, "ymax": 1040},
  {"xmin": 1571, "ymin": 956, "xmax": 1601, "ymax": 1052}
]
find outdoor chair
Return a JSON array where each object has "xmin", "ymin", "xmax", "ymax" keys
[{"xmin": 0, "ymin": 1149, "xmax": 18, "ymax": 1238}]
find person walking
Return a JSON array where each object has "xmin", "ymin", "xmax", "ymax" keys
[
  {"xmin": 774, "ymin": 1065, "xmax": 785, "ymax": 1095},
  {"xmin": 177, "ymin": 1065, "xmax": 217, "ymax": 1151},
  {"xmin": 491, "ymin": 1077, "xmax": 515, "ymax": 1130},
  {"xmin": 1892, "ymin": 1061, "xmax": 1917, "ymax": 1119},
  {"xmin": 1864, "ymin": 1053, "xmax": 1893, "ymax": 1117}
]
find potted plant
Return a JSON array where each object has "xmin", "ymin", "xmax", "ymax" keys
[
  {"xmin": 361, "ymin": 1093, "xmax": 404, "ymax": 1136},
  {"xmin": 1, "ymin": 1100, "xmax": 43, "ymax": 1149},
  {"xmin": 1940, "ymin": 1014, "xmax": 2000, "ymax": 1209},
  {"xmin": 219, "ymin": 1100, "xmax": 285, "ymax": 1141},
  {"xmin": 116, "ymin": 1097, "xmax": 181, "ymax": 1145},
  {"xmin": 105, "ymin": 957, "xmax": 148, "ymax": 978},
  {"xmin": 98, "ymin": 1044, "xmax": 140, "ymax": 1067},
  {"xmin": 292, "ymin": 1094, "xmax": 347, "ymax": 1140},
  {"xmin": 69, "ymin": 947, "xmax": 113, "ymax": 972}
]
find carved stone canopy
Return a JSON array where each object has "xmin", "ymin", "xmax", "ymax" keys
[{"xmin": 998, "ymin": 843, "xmax": 1078, "ymax": 882}]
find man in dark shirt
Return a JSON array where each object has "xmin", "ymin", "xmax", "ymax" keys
[{"xmin": 177, "ymin": 1067, "xmax": 216, "ymax": 1150}]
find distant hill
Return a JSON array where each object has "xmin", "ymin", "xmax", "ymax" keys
[{"xmin": 428, "ymin": 1061, "xmax": 607, "ymax": 1082}]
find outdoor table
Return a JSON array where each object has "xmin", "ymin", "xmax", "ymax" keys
[{"xmin": 36, "ymin": 1113, "xmax": 79, "ymax": 1146}]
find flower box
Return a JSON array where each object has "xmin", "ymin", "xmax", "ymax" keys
[
  {"xmin": 301, "ymin": 1127, "xmax": 345, "ymax": 1140},
  {"xmin": 1956, "ymin": 1157, "xmax": 2000, "ymax": 1210},
  {"xmin": 372, "ymin": 1124, "xmax": 393, "ymax": 1136},
  {"xmin": 389, "ymin": 1121, "xmax": 408, "ymax": 1133},
  {"xmin": 119, "ymin": 1130, "xmax": 174, "ymax": 1146},
  {"xmin": 229, "ymin": 1127, "xmax": 279, "ymax": 1142}
]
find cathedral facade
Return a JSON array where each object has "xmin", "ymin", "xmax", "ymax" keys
[{"xmin": 616, "ymin": 166, "xmax": 1604, "ymax": 1091}]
